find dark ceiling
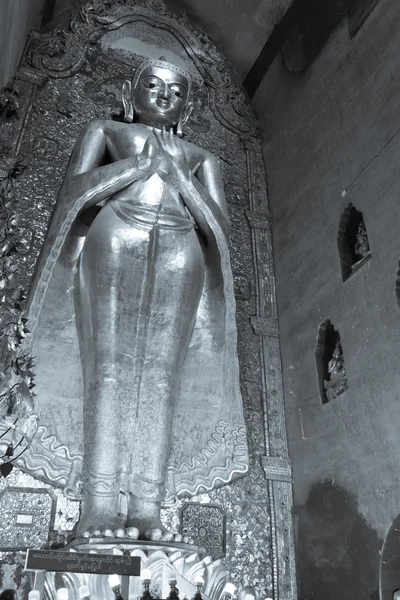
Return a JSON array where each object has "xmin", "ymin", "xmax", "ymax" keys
[
  {"xmin": 47, "ymin": 0, "xmax": 292, "ymax": 80},
  {"xmin": 165, "ymin": 0, "xmax": 292, "ymax": 79}
]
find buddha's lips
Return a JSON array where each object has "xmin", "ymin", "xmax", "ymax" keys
[{"xmin": 156, "ymin": 98, "xmax": 170, "ymax": 108}]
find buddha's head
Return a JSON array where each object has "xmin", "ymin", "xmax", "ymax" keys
[
  {"xmin": 122, "ymin": 57, "xmax": 193, "ymax": 136},
  {"xmin": 333, "ymin": 343, "xmax": 341, "ymax": 360}
]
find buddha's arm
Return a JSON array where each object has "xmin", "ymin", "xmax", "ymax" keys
[
  {"xmin": 61, "ymin": 120, "xmax": 148, "ymax": 209},
  {"xmin": 43, "ymin": 121, "xmax": 150, "ymax": 251},
  {"xmin": 28, "ymin": 122, "xmax": 148, "ymax": 303},
  {"xmin": 151, "ymin": 129, "xmax": 229, "ymax": 243},
  {"xmin": 178, "ymin": 155, "xmax": 230, "ymax": 244}
]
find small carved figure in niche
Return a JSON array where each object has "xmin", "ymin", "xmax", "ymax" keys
[
  {"xmin": 324, "ymin": 342, "xmax": 347, "ymax": 402},
  {"xmin": 338, "ymin": 203, "xmax": 371, "ymax": 280},
  {"xmin": 354, "ymin": 220, "xmax": 370, "ymax": 260},
  {"xmin": 327, "ymin": 343, "xmax": 345, "ymax": 378}
]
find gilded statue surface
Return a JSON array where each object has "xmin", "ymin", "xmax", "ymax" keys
[{"xmin": 27, "ymin": 58, "xmax": 248, "ymax": 539}]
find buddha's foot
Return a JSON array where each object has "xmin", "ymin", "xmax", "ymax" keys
[
  {"xmin": 125, "ymin": 495, "xmax": 194, "ymax": 543},
  {"xmin": 126, "ymin": 515, "xmax": 172, "ymax": 541},
  {"xmin": 81, "ymin": 526, "xmax": 139, "ymax": 540},
  {"xmin": 75, "ymin": 511, "xmax": 123, "ymax": 539},
  {"xmin": 78, "ymin": 526, "xmax": 194, "ymax": 544},
  {"xmin": 144, "ymin": 528, "xmax": 194, "ymax": 544},
  {"xmin": 127, "ymin": 495, "xmax": 163, "ymax": 539}
]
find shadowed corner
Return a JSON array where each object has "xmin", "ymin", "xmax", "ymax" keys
[
  {"xmin": 295, "ymin": 480, "xmax": 381, "ymax": 600},
  {"xmin": 380, "ymin": 512, "xmax": 400, "ymax": 600}
]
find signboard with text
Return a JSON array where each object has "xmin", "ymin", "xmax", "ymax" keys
[{"xmin": 25, "ymin": 549, "xmax": 141, "ymax": 576}]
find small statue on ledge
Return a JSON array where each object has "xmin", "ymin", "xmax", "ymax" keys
[
  {"xmin": 354, "ymin": 220, "xmax": 370, "ymax": 261},
  {"xmin": 328, "ymin": 343, "xmax": 345, "ymax": 378},
  {"xmin": 324, "ymin": 342, "xmax": 347, "ymax": 402}
]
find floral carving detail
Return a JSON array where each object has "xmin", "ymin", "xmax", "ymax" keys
[
  {"xmin": 181, "ymin": 503, "xmax": 226, "ymax": 559},
  {"xmin": 230, "ymin": 87, "xmax": 257, "ymax": 124},
  {"xmin": 24, "ymin": 0, "xmax": 257, "ymax": 139},
  {"xmin": 0, "ymin": 85, "xmax": 19, "ymax": 119},
  {"xmin": 0, "ymin": 161, "xmax": 35, "ymax": 421},
  {"xmin": 147, "ymin": 0, "xmax": 167, "ymax": 12},
  {"xmin": 0, "ymin": 82, "xmax": 20, "ymax": 156},
  {"xmin": 27, "ymin": 27, "xmax": 87, "ymax": 78},
  {"xmin": 0, "ymin": 488, "xmax": 54, "ymax": 549}
]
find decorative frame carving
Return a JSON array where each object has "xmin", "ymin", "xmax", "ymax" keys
[
  {"xmin": 180, "ymin": 502, "xmax": 226, "ymax": 560},
  {"xmin": 0, "ymin": 487, "xmax": 55, "ymax": 551}
]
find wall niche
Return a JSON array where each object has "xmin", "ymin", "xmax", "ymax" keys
[
  {"xmin": 316, "ymin": 320, "xmax": 347, "ymax": 404},
  {"xmin": 338, "ymin": 203, "xmax": 371, "ymax": 281},
  {"xmin": 395, "ymin": 261, "xmax": 400, "ymax": 308}
]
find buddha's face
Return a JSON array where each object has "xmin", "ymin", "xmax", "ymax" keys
[{"xmin": 132, "ymin": 66, "xmax": 189, "ymax": 128}]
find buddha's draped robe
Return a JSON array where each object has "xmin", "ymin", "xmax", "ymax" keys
[{"xmin": 26, "ymin": 144, "xmax": 249, "ymax": 506}]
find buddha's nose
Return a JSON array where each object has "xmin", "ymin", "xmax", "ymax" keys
[{"xmin": 159, "ymin": 82, "xmax": 169, "ymax": 100}]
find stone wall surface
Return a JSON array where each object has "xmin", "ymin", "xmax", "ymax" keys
[
  {"xmin": 253, "ymin": 0, "xmax": 400, "ymax": 598},
  {"xmin": 0, "ymin": 0, "xmax": 44, "ymax": 88}
]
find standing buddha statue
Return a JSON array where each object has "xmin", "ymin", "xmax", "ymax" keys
[{"xmin": 27, "ymin": 57, "xmax": 248, "ymax": 540}]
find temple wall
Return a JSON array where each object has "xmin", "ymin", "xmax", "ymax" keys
[
  {"xmin": 252, "ymin": 0, "xmax": 400, "ymax": 598},
  {"xmin": 0, "ymin": 0, "xmax": 44, "ymax": 89}
]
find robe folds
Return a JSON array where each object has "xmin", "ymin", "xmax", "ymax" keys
[{"xmin": 26, "ymin": 169, "xmax": 249, "ymax": 506}]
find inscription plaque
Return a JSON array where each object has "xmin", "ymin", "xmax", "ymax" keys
[
  {"xmin": 16, "ymin": 513, "xmax": 34, "ymax": 526},
  {"xmin": 25, "ymin": 549, "xmax": 141, "ymax": 576}
]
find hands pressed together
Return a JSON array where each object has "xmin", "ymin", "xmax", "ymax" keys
[{"xmin": 137, "ymin": 127, "xmax": 192, "ymax": 185}]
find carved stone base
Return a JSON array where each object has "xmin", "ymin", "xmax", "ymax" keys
[
  {"xmin": 351, "ymin": 251, "xmax": 372, "ymax": 274},
  {"xmin": 42, "ymin": 541, "xmax": 228, "ymax": 600},
  {"xmin": 324, "ymin": 371, "xmax": 348, "ymax": 402},
  {"xmin": 69, "ymin": 537, "xmax": 201, "ymax": 553}
]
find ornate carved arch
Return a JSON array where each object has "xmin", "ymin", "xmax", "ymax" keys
[{"xmin": 25, "ymin": 0, "xmax": 257, "ymax": 140}]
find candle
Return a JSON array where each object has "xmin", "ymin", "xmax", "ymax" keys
[
  {"xmin": 223, "ymin": 583, "xmax": 236, "ymax": 598},
  {"xmin": 141, "ymin": 569, "xmax": 152, "ymax": 582},
  {"xmin": 108, "ymin": 574, "xmax": 121, "ymax": 590},
  {"xmin": 78, "ymin": 585, "xmax": 90, "ymax": 599},
  {"xmin": 56, "ymin": 589, "xmax": 68, "ymax": 600}
]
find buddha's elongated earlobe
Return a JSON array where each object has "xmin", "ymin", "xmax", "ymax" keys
[
  {"xmin": 176, "ymin": 119, "xmax": 183, "ymax": 138},
  {"xmin": 122, "ymin": 80, "xmax": 134, "ymax": 123},
  {"xmin": 175, "ymin": 102, "xmax": 193, "ymax": 137}
]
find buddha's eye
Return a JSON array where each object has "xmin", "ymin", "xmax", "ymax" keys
[
  {"xmin": 170, "ymin": 85, "xmax": 185, "ymax": 98},
  {"xmin": 143, "ymin": 77, "xmax": 161, "ymax": 89}
]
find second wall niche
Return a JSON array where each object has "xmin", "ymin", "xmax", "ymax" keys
[
  {"xmin": 338, "ymin": 203, "xmax": 371, "ymax": 281},
  {"xmin": 316, "ymin": 320, "xmax": 347, "ymax": 404},
  {"xmin": 395, "ymin": 260, "xmax": 400, "ymax": 308}
]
